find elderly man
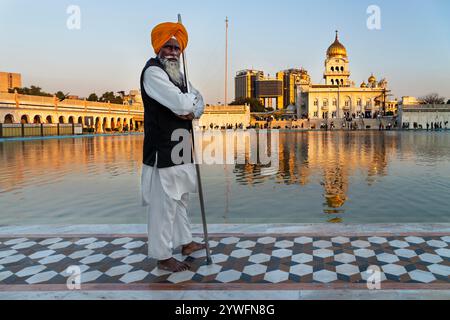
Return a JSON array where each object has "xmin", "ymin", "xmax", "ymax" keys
[{"xmin": 141, "ymin": 21, "xmax": 206, "ymax": 272}]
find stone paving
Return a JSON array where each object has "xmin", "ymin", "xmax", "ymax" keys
[{"xmin": 0, "ymin": 234, "xmax": 448, "ymax": 290}]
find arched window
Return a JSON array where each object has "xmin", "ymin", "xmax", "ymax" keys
[
  {"xmin": 331, "ymin": 67, "xmax": 335, "ymax": 72},
  {"xmin": 314, "ymin": 99, "xmax": 319, "ymax": 106},
  {"xmin": 21, "ymin": 115, "xmax": 29, "ymax": 124},
  {"xmin": 46, "ymin": 116, "xmax": 53, "ymax": 124},
  {"xmin": 4, "ymin": 114, "xmax": 14, "ymax": 124},
  {"xmin": 59, "ymin": 116, "xmax": 65, "ymax": 124},
  {"xmin": 331, "ymin": 79, "xmax": 334, "ymax": 85},
  {"xmin": 341, "ymin": 66, "xmax": 344, "ymax": 72},
  {"xmin": 333, "ymin": 99, "xmax": 337, "ymax": 106},
  {"xmin": 340, "ymin": 79, "xmax": 344, "ymax": 85},
  {"xmin": 78, "ymin": 116, "xmax": 83, "ymax": 124},
  {"xmin": 34, "ymin": 115, "xmax": 42, "ymax": 124},
  {"xmin": 68, "ymin": 116, "xmax": 74, "ymax": 124},
  {"xmin": 323, "ymin": 99, "xmax": 329, "ymax": 107}
]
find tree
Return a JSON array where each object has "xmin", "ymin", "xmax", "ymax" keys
[
  {"xmin": 230, "ymin": 97, "xmax": 265, "ymax": 112},
  {"xmin": 447, "ymin": 99, "xmax": 450, "ymax": 104},
  {"xmin": 55, "ymin": 91, "xmax": 65, "ymax": 100},
  {"xmin": 55, "ymin": 91, "xmax": 71, "ymax": 101},
  {"xmin": 99, "ymin": 91, "xmax": 123, "ymax": 104},
  {"xmin": 9, "ymin": 85, "xmax": 53, "ymax": 97},
  {"xmin": 419, "ymin": 93, "xmax": 446, "ymax": 105},
  {"xmin": 87, "ymin": 93, "xmax": 99, "ymax": 102}
]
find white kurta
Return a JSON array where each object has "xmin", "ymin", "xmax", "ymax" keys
[{"xmin": 140, "ymin": 64, "xmax": 205, "ymax": 260}]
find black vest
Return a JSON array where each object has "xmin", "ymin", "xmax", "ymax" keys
[{"xmin": 140, "ymin": 58, "xmax": 193, "ymax": 168}]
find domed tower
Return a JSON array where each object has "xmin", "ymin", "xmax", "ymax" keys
[
  {"xmin": 323, "ymin": 31, "xmax": 350, "ymax": 86},
  {"xmin": 368, "ymin": 73, "xmax": 377, "ymax": 88}
]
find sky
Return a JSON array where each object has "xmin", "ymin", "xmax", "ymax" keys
[{"xmin": 1, "ymin": 0, "xmax": 450, "ymax": 104}]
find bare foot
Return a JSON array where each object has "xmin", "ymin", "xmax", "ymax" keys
[
  {"xmin": 182, "ymin": 242, "xmax": 207, "ymax": 256},
  {"xmin": 157, "ymin": 258, "xmax": 191, "ymax": 273}
]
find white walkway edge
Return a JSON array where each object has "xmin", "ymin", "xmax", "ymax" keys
[
  {"xmin": 0, "ymin": 290, "xmax": 449, "ymax": 300},
  {"xmin": 0, "ymin": 223, "xmax": 449, "ymax": 236}
]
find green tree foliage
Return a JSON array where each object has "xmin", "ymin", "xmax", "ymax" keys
[
  {"xmin": 8, "ymin": 86, "xmax": 126, "ymax": 105},
  {"xmin": 8, "ymin": 85, "xmax": 53, "ymax": 97},
  {"xmin": 99, "ymin": 91, "xmax": 123, "ymax": 104},
  {"xmin": 230, "ymin": 97, "xmax": 265, "ymax": 112},
  {"xmin": 87, "ymin": 93, "xmax": 99, "ymax": 102},
  {"xmin": 55, "ymin": 91, "xmax": 67, "ymax": 101}
]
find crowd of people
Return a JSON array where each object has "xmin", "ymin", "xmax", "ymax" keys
[
  {"xmin": 401, "ymin": 121, "xmax": 449, "ymax": 130},
  {"xmin": 198, "ymin": 123, "xmax": 246, "ymax": 130}
]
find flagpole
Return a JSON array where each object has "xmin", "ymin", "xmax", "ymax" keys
[{"xmin": 225, "ymin": 16, "xmax": 228, "ymax": 107}]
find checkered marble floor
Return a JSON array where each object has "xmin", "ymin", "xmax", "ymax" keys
[{"xmin": 0, "ymin": 235, "xmax": 449, "ymax": 288}]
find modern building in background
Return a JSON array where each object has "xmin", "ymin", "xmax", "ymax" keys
[
  {"xmin": 235, "ymin": 69, "xmax": 303, "ymax": 110},
  {"xmin": 235, "ymin": 69, "xmax": 264, "ymax": 101},
  {"xmin": 0, "ymin": 72, "xmax": 22, "ymax": 93},
  {"xmin": 254, "ymin": 76, "xmax": 283, "ymax": 109},
  {"xmin": 278, "ymin": 69, "xmax": 306, "ymax": 108},
  {"xmin": 235, "ymin": 32, "xmax": 392, "ymax": 119},
  {"xmin": 235, "ymin": 69, "xmax": 283, "ymax": 109},
  {"xmin": 297, "ymin": 32, "xmax": 391, "ymax": 120}
]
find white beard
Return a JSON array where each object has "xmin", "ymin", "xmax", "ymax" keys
[{"xmin": 159, "ymin": 56, "xmax": 183, "ymax": 86}]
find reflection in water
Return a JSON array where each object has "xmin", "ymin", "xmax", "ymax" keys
[
  {"xmin": 1, "ymin": 132, "xmax": 450, "ymax": 225},
  {"xmin": 233, "ymin": 132, "xmax": 393, "ymax": 219}
]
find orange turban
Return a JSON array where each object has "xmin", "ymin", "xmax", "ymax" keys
[{"xmin": 151, "ymin": 22, "xmax": 189, "ymax": 54}]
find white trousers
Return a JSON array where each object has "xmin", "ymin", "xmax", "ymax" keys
[{"xmin": 146, "ymin": 166, "xmax": 193, "ymax": 261}]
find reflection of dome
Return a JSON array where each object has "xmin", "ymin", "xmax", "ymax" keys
[
  {"xmin": 327, "ymin": 31, "xmax": 348, "ymax": 58},
  {"xmin": 325, "ymin": 194, "xmax": 346, "ymax": 208},
  {"xmin": 360, "ymin": 81, "xmax": 367, "ymax": 88},
  {"xmin": 368, "ymin": 74, "xmax": 376, "ymax": 83}
]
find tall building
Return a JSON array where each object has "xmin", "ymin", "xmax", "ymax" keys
[
  {"xmin": 254, "ymin": 76, "xmax": 283, "ymax": 109},
  {"xmin": 277, "ymin": 69, "xmax": 309, "ymax": 108},
  {"xmin": 234, "ymin": 69, "xmax": 264, "ymax": 101},
  {"xmin": 235, "ymin": 68, "xmax": 310, "ymax": 110},
  {"xmin": 297, "ymin": 31, "xmax": 390, "ymax": 119},
  {"xmin": 0, "ymin": 72, "xmax": 22, "ymax": 92},
  {"xmin": 235, "ymin": 69, "xmax": 305, "ymax": 110}
]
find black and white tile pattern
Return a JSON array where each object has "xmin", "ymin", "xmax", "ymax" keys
[{"xmin": 0, "ymin": 235, "xmax": 449, "ymax": 286}]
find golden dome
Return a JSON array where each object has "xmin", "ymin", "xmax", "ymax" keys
[
  {"xmin": 368, "ymin": 74, "xmax": 376, "ymax": 83},
  {"xmin": 325, "ymin": 194, "xmax": 346, "ymax": 208},
  {"xmin": 360, "ymin": 81, "xmax": 367, "ymax": 88},
  {"xmin": 327, "ymin": 31, "xmax": 348, "ymax": 58}
]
